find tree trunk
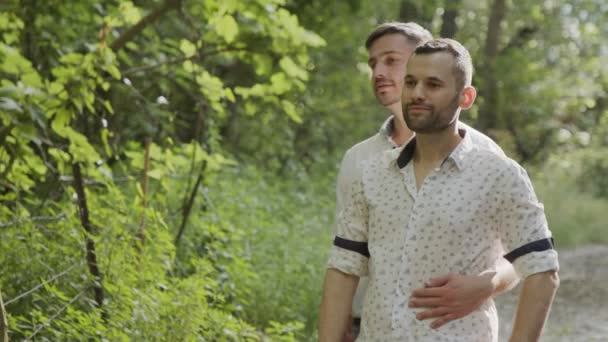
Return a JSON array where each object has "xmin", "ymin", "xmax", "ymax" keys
[
  {"xmin": 174, "ymin": 104, "xmax": 208, "ymax": 247},
  {"xmin": 137, "ymin": 137, "xmax": 151, "ymax": 252},
  {"xmin": 398, "ymin": 1, "xmax": 434, "ymax": 29},
  {"xmin": 477, "ymin": 0, "xmax": 507, "ymax": 133},
  {"xmin": 440, "ymin": 0, "xmax": 462, "ymax": 38},
  {"xmin": 72, "ymin": 163, "xmax": 106, "ymax": 321},
  {"xmin": 0, "ymin": 290, "xmax": 7, "ymax": 342}
]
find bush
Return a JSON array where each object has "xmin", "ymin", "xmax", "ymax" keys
[{"xmin": 531, "ymin": 156, "xmax": 608, "ymax": 247}]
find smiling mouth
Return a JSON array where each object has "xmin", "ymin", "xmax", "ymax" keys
[{"xmin": 375, "ymin": 84, "xmax": 393, "ymax": 91}]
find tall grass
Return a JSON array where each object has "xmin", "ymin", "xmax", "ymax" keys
[
  {"xmin": 207, "ymin": 163, "xmax": 336, "ymax": 340},
  {"xmin": 533, "ymin": 172, "xmax": 608, "ymax": 247}
]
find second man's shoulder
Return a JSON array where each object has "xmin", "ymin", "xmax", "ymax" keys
[
  {"xmin": 458, "ymin": 121, "xmax": 505, "ymax": 157},
  {"xmin": 340, "ymin": 132, "xmax": 392, "ymax": 169}
]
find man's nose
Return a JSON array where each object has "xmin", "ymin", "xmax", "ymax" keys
[
  {"xmin": 411, "ymin": 83, "xmax": 425, "ymax": 100},
  {"xmin": 404, "ymin": 83, "xmax": 424, "ymax": 103},
  {"xmin": 373, "ymin": 63, "xmax": 387, "ymax": 79}
]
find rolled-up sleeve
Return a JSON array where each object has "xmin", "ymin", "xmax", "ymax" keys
[
  {"xmin": 328, "ymin": 165, "xmax": 369, "ymax": 277},
  {"xmin": 496, "ymin": 160, "xmax": 559, "ymax": 279}
]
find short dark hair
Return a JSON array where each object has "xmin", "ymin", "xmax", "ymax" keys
[
  {"xmin": 412, "ymin": 38, "xmax": 473, "ymax": 90},
  {"xmin": 365, "ymin": 22, "xmax": 432, "ymax": 50}
]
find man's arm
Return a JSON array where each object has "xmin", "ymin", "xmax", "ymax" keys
[
  {"xmin": 509, "ymin": 270, "xmax": 559, "ymax": 342},
  {"xmin": 319, "ymin": 268, "xmax": 359, "ymax": 342},
  {"xmin": 409, "ymin": 257, "xmax": 519, "ymax": 328}
]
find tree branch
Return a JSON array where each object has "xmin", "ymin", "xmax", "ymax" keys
[
  {"xmin": 0, "ymin": 212, "xmax": 69, "ymax": 228},
  {"xmin": 174, "ymin": 159, "xmax": 207, "ymax": 247},
  {"xmin": 110, "ymin": 0, "xmax": 182, "ymax": 52},
  {"xmin": 500, "ymin": 26, "xmax": 539, "ymax": 54},
  {"xmin": 121, "ymin": 47, "xmax": 253, "ymax": 76},
  {"xmin": 4, "ymin": 262, "xmax": 81, "ymax": 306}
]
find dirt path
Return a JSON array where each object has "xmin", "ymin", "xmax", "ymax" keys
[{"xmin": 495, "ymin": 245, "xmax": 608, "ymax": 341}]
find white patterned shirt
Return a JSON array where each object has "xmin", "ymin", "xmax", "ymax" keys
[
  {"xmin": 328, "ymin": 128, "xmax": 559, "ymax": 341},
  {"xmin": 336, "ymin": 117, "xmax": 505, "ymax": 317}
]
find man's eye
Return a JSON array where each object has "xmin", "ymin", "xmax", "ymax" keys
[
  {"xmin": 386, "ymin": 57, "xmax": 400, "ymax": 65},
  {"xmin": 405, "ymin": 80, "xmax": 416, "ymax": 87}
]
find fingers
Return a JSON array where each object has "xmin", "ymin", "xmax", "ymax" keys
[
  {"xmin": 410, "ymin": 286, "xmax": 446, "ymax": 298},
  {"xmin": 408, "ymin": 297, "xmax": 442, "ymax": 308},
  {"xmin": 430, "ymin": 313, "xmax": 457, "ymax": 329},
  {"xmin": 425, "ymin": 273, "xmax": 453, "ymax": 287},
  {"xmin": 415, "ymin": 307, "xmax": 450, "ymax": 320}
]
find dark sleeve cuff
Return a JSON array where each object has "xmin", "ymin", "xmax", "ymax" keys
[
  {"xmin": 334, "ymin": 236, "xmax": 370, "ymax": 258},
  {"xmin": 503, "ymin": 237, "xmax": 555, "ymax": 263}
]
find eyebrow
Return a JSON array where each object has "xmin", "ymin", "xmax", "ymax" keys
[
  {"xmin": 368, "ymin": 50, "xmax": 405, "ymax": 64},
  {"xmin": 426, "ymin": 76, "xmax": 445, "ymax": 83},
  {"xmin": 405, "ymin": 74, "xmax": 446, "ymax": 84}
]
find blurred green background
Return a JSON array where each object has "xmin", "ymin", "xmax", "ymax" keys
[{"xmin": 1, "ymin": 0, "xmax": 606, "ymax": 340}]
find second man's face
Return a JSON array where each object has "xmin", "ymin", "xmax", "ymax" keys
[
  {"xmin": 402, "ymin": 52, "xmax": 463, "ymax": 133},
  {"xmin": 367, "ymin": 34, "xmax": 415, "ymax": 107}
]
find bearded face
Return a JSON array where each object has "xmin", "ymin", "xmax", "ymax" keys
[{"xmin": 401, "ymin": 52, "xmax": 464, "ymax": 134}]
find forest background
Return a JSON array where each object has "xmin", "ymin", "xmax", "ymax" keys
[{"xmin": 0, "ymin": 0, "xmax": 607, "ymax": 341}]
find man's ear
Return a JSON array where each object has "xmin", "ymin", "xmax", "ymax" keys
[{"xmin": 459, "ymin": 86, "xmax": 477, "ymax": 109}]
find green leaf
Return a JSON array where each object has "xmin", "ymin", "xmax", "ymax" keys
[
  {"xmin": 101, "ymin": 129, "xmax": 112, "ymax": 157},
  {"xmin": 21, "ymin": 72, "xmax": 43, "ymax": 88},
  {"xmin": 51, "ymin": 108, "xmax": 73, "ymax": 132},
  {"xmin": 215, "ymin": 15, "xmax": 239, "ymax": 43},
  {"xmin": 179, "ymin": 39, "xmax": 197, "ymax": 58},
  {"xmin": 61, "ymin": 53, "xmax": 84, "ymax": 65},
  {"xmin": 105, "ymin": 64, "xmax": 121, "ymax": 80},
  {"xmin": 103, "ymin": 100, "xmax": 114, "ymax": 114},
  {"xmin": 120, "ymin": 1, "xmax": 142, "ymax": 24},
  {"xmin": 48, "ymin": 81, "xmax": 64, "ymax": 95},
  {"xmin": 270, "ymin": 73, "xmax": 291, "ymax": 95},
  {"xmin": 279, "ymin": 57, "xmax": 308, "ymax": 81},
  {"xmin": 224, "ymin": 88, "xmax": 236, "ymax": 103},
  {"xmin": 183, "ymin": 60, "xmax": 197, "ymax": 73},
  {"xmin": 147, "ymin": 169, "xmax": 164, "ymax": 180},
  {"xmin": 0, "ymin": 48, "xmax": 30, "ymax": 75},
  {"xmin": 196, "ymin": 71, "xmax": 224, "ymax": 102},
  {"xmin": 0, "ymin": 97, "xmax": 22, "ymax": 112},
  {"xmin": 281, "ymin": 100, "xmax": 302, "ymax": 123},
  {"xmin": 149, "ymin": 143, "xmax": 163, "ymax": 160}
]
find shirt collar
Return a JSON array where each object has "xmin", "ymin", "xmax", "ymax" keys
[
  {"xmin": 386, "ymin": 127, "xmax": 473, "ymax": 171},
  {"xmin": 379, "ymin": 116, "xmax": 395, "ymax": 137}
]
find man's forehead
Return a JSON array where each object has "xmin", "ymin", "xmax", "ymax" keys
[
  {"xmin": 368, "ymin": 50, "xmax": 405, "ymax": 60},
  {"xmin": 368, "ymin": 35, "xmax": 416, "ymax": 57},
  {"xmin": 406, "ymin": 53, "xmax": 454, "ymax": 76}
]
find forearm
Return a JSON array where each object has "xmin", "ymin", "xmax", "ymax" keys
[
  {"xmin": 319, "ymin": 268, "xmax": 359, "ymax": 342},
  {"xmin": 509, "ymin": 270, "xmax": 559, "ymax": 342}
]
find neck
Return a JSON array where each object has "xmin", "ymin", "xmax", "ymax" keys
[
  {"xmin": 388, "ymin": 105, "xmax": 413, "ymax": 146},
  {"xmin": 414, "ymin": 122, "xmax": 462, "ymax": 164}
]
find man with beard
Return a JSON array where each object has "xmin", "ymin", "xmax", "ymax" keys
[
  {"xmin": 322, "ymin": 23, "xmax": 519, "ymax": 341},
  {"xmin": 320, "ymin": 38, "xmax": 559, "ymax": 341}
]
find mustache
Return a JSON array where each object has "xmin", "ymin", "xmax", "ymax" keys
[{"xmin": 405, "ymin": 103, "xmax": 433, "ymax": 110}]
